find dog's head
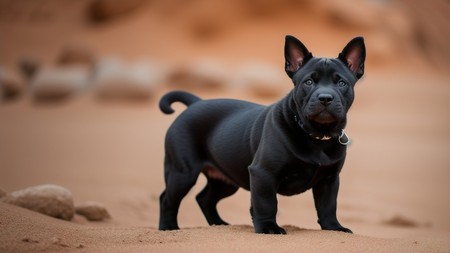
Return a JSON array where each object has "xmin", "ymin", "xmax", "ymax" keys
[{"xmin": 284, "ymin": 35, "xmax": 365, "ymax": 140}]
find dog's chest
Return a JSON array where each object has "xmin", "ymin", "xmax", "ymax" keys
[{"xmin": 277, "ymin": 161, "xmax": 338, "ymax": 196}]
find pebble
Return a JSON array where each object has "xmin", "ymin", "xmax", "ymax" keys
[{"xmin": 75, "ymin": 201, "xmax": 111, "ymax": 221}]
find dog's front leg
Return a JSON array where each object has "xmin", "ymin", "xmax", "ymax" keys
[
  {"xmin": 248, "ymin": 165, "xmax": 286, "ymax": 234},
  {"xmin": 312, "ymin": 173, "xmax": 352, "ymax": 233}
]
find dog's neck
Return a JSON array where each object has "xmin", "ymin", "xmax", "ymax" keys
[
  {"xmin": 285, "ymin": 93, "xmax": 350, "ymax": 145},
  {"xmin": 293, "ymin": 113, "xmax": 350, "ymax": 145},
  {"xmin": 293, "ymin": 113, "xmax": 330, "ymax": 141}
]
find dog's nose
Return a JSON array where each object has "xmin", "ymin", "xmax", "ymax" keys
[{"xmin": 318, "ymin": 94, "xmax": 334, "ymax": 105}]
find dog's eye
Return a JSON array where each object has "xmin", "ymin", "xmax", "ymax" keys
[
  {"xmin": 338, "ymin": 80, "xmax": 347, "ymax": 87},
  {"xmin": 304, "ymin": 79, "xmax": 313, "ymax": 86}
]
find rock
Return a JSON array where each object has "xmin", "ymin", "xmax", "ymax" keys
[
  {"xmin": 88, "ymin": 0, "xmax": 147, "ymax": 22},
  {"xmin": 0, "ymin": 67, "xmax": 25, "ymax": 102},
  {"xmin": 30, "ymin": 67, "xmax": 90, "ymax": 102},
  {"xmin": 168, "ymin": 59, "xmax": 228, "ymax": 90},
  {"xmin": 75, "ymin": 201, "xmax": 111, "ymax": 221},
  {"xmin": 232, "ymin": 62, "xmax": 286, "ymax": 98},
  {"xmin": 19, "ymin": 57, "xmax": 40, "ymax": 81},
  {"xmin": 93, "ymin": 58, "xmax": 162, "ymax": 101},
  {"xmin": 2, "ymin": 184, "xmax": 75, "ymax": 220},
  {"xmin": 57, "ymin": 44, "xmax": 96, "ymax": 68}
]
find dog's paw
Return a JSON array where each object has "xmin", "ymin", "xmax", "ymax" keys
[
  {"xmin": 255, "ymin": 223, "xmax": 287, "ymax": 234},
  {"xmin": 158, "ymin": 223, "xmax": 180, "ymax": 231},
  {"xmin": 336, "ymin": 226, "xmax": 353, "ymax": 233},
  {"xmin": 323, "ymin": 226, "xmax": 353, "ymax": 233},
  {"xmin": 319, "ymin": 220, "xmax": 353, "ymax": 233}
]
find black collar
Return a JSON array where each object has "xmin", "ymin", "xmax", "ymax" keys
[{"xmin": 293, "ymin": 114, "xmax": 350, "ymax": 145}]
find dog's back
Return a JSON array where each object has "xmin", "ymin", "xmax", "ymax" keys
[{"xmin": 162, "ymin": 92, "xmax": 268, "ymax": 188}]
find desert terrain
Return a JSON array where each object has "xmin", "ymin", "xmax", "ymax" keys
[{"xmin": 1, "ymin": 0, "xmax": 449, "ymax": 252}]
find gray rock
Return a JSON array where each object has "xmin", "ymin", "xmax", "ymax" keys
[
  {"xmin": 75, "ymin": 201, "xmax": 111, "ymax": 221},
  {"xmin": 168, "ymin": 59, "xmax": 228, "ymax": 90},
  {"xmin": 2, "ymin": 184, "xmax": 75, "ymax": 220},
  {"xmin": 30, "ymin": 67, "xmax": 90, "ymax": 102},
  {"xmin": 93, "ymin": 58, "xmax": 162, "ymax": 100}
]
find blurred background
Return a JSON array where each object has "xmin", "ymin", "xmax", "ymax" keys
[{"xmin": 0, "ymin": 0, "xmax": 449, "ymax": 237}]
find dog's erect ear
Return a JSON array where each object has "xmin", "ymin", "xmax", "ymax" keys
[
  {"xmin": 339, "ymin": 37, "xmax": 366, "ymax": 79},
  {"xmin": 284, "ymin": 35, "xmax": 312, "ymax": 78}
]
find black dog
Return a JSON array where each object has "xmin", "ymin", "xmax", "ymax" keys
[{"xmin": 158, "ymin": 35, "xmax": 365, "ymax": 234}]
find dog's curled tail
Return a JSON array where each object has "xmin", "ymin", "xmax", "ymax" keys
[{"xmin": 159, "ymin": 91, "xmax": 201, "ymax": 114}]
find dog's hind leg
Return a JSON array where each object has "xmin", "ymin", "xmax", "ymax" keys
[
  {"xmin": 159, "ymin": 157, "xmax": 201, "ymax": 230},
  {"xmin": 196, "ymin": 169, "xmax": 239, "ymax": 226}
]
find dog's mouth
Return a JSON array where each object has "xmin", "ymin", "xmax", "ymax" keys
[
  {"xmin": 309, "ymin": 111, "xmax": 337, "ymax": 124},
  {"xmin": 294, "ymin": 105, "xmax": 345, "ymax": 140},
  {"xmin": 308, "ymin": 120, "xmax": 339, "ymax": 134},
  {"xmin": 305, "ymin": 113, "xmax": 341, "ymax": 139}
]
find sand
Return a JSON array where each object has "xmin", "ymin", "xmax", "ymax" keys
[
  {"xmin": 1, "ymin": 71, "xmax": 450, "ymax": 252},
  {"xmin": 1, "ymin": 202, "xmax": 449, "ymax": 253},
  {"xmin": 1, "ymin": 0, "xmax": 450, "ymax": 252}
]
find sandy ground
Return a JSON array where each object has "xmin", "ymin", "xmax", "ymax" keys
[
  {"xmin": 1, "ymin": 69, "xmax": 450, "ymax": 252},
  {"xmin": 1, "ymin": 0, "xmax": 450, "ymax": 252}
]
